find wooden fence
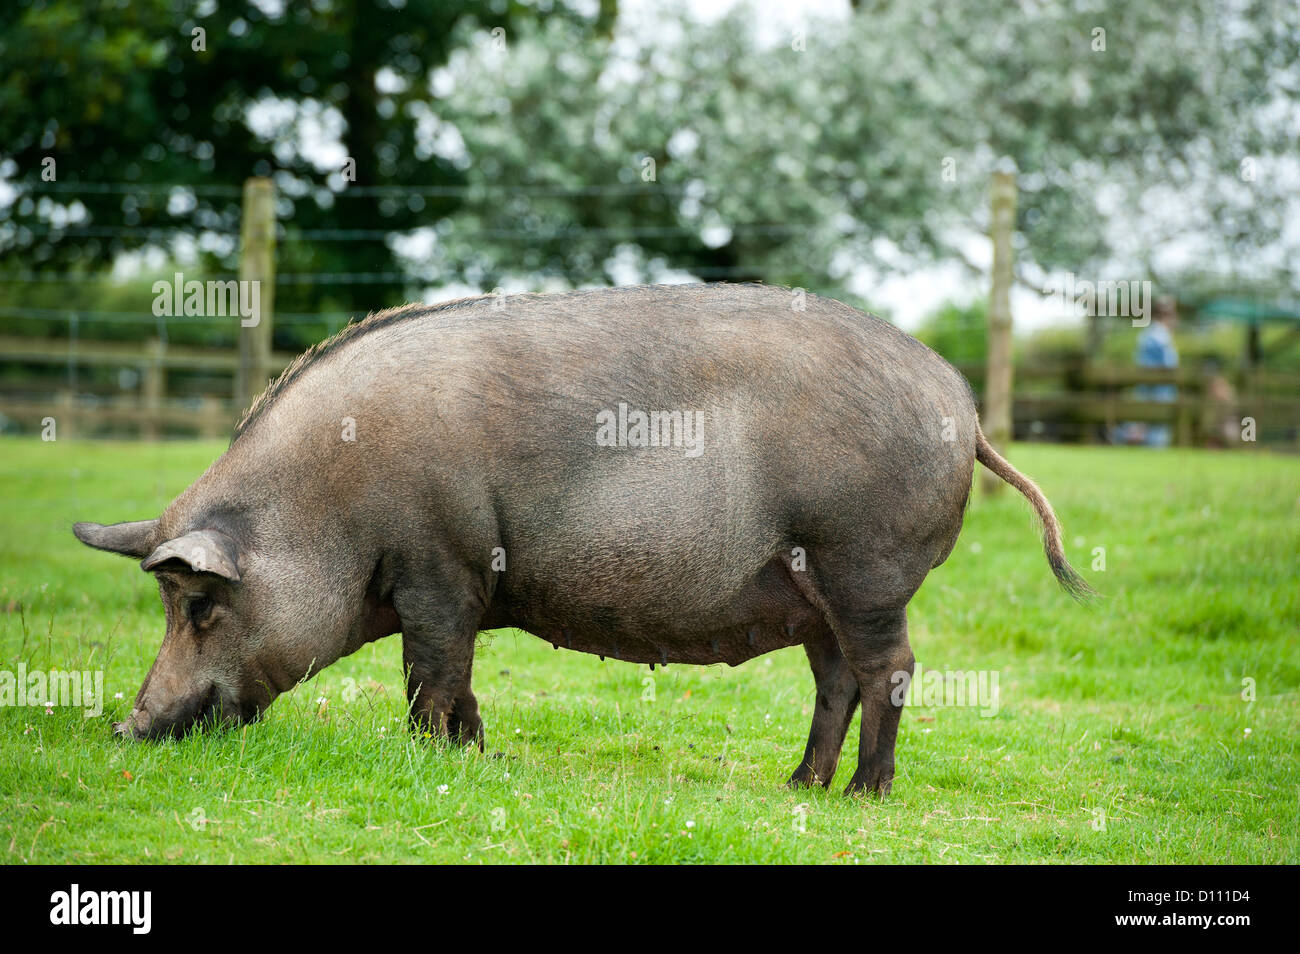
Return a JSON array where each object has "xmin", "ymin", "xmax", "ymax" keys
[
  {"xmin": 955, "ymin": 360, "xmax": 1300, "ymax": 448},
  {"xmin": 2, "ymin": 336, "xmax": 1297, "ymax": 447},
  {"xmin": 0, "ymin": 336, "xmax": 294, "ymax": 440},
  {"xmin": 1, "ymin": 173, "xmax": 1296, "ymax": 446}
]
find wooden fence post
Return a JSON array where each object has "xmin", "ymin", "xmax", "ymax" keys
[
  {"xmin": 238, "ymin": 177, "xmax": 276, "ymax": 414},
  {"xmin": 143, "ymin": 338, "xmax": 165, "ymax": 440},
  {"xmin": 55, "ymin": 390, "xmax": 75, "ymax": 441},
  {"xmin": 198, "ymin": 395, "xmax": 224, "ymax": 440},
  {"xmin": 981, "ymin": 164, "xmax": 1017, "ymax": 496}
]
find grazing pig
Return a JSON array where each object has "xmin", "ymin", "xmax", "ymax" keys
[{"xmin": 74, "ymin": 283, "xmax": 1089, "ymax": 795}]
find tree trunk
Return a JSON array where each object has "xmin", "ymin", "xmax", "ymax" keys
[
  {"xmin": 981, "ymin": 167, "xmax": 1016, "ymax": 496},
  {"xmin": 238, "ymin": 177, "xmax": 276, "ymax": 414}
]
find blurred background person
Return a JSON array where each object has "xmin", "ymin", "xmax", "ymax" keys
[
  {"xmin": 1133, "ymin": 296, "xmax": 1180, "ymax": 447},
  {"xmin": 1202, "ymin": 358, "xmax": 1240, "ymax": 448}
]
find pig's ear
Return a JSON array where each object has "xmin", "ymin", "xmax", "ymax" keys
[
  {"xmin": 73, "ymin": 520, "xmax": 159, "ymax": 558},
  {"xmin": 141, "ymin": 529, "xmax": 241, "ymax": 582}
]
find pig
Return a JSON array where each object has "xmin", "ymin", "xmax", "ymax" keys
[{"xmin": 74, "ymin": 283, "xmax": 1089, "ymax": 795}]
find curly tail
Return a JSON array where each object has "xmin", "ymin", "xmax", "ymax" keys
[{"xmin": 975, "ymin": 423, "xmax": 1095, "ymax": 601}]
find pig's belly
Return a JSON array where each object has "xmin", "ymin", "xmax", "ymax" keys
[
  {"xmin": 486, "ymin": 451, "xmax": 823, "ymax": 664},
  {"xmin": 490, "ymin": 553, "xmax": 819, "ymax": 667}
]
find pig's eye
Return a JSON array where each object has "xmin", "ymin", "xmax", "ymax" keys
[{"xmin": 186, "ymin": 596, "xmax": 213, "ymax": 626}]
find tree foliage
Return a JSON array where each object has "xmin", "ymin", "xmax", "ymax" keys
[
  {"xmin": 0, "ymin": 0, "xmax": 615, "ymax": 327},
  {"xmin": 435, "ymin": 0, "xmax": 1300, "ymax": 303},
  {"xmin": 2, "ymin": 0, "xmax": 1296, "ymax": 333}
]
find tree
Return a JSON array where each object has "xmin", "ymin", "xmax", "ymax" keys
[
  {"xmin": 3, "ymin": 0, "xmax": 1295, "ymax": 332},
  {"xmin": 430, "ymin": 0, "xmax": 1300, "ymax": 306},
  {"xmin": 0, "ymin": 0, "xmax": 617, "ymax": 346}
]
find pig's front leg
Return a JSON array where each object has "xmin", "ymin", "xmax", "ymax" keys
[
  {"xmin": 447, "ymin": 686, "xmax": 485, "ymax": 749},
  {"xmin": 402, "ymin": 632, "xmax": 484, "ymax": 749},
  {"xmin": 396, "ymin": 584, "xmax": 485, "ymax": 750}
]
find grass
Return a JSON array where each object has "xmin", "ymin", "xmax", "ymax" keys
[{"xmin": 1, "ymin": 436, "xmax": 1297, "ymax": 864}]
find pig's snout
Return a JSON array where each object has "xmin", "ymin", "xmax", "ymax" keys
[
  {"xmin": 112, "ymin": 685, "xmax": 225, "ymax": 740},
  {"xmin": 112, "ymin": 709, "xmax": 146, "ymax": 740}
]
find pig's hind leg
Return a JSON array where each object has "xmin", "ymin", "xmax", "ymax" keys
[
  {"xmin": 787, "ymin": 621, "xmax": 861, "ymax": 789},
  {"xmin": 827, "ymin": 604, "xmax": 913, "ymax": 797},
  {"xmin": 789, "ymin": 555, "xmax": 917, "ymax": 797}
]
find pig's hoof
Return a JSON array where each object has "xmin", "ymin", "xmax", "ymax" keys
[
  {"xmin": 451, "ymin": 718, "xmax": 485, "ymax": 751},
  {"xmin": 785, "ymin": 768, "xmax": 826, "ymax": 790},
  {"xmin": 409, "ymin": 713, "xmax": 484, "ymax": 751},
  {"xmin": 843, "ymin": 770, "xmax": 893, "ymax": 798}
]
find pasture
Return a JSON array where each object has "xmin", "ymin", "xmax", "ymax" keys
[{"xmin": 1, "ymin": 437, "xmax": 1296, "ymax": 863}]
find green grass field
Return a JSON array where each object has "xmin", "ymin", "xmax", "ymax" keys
[{"xmin": 1, "ymin": 437, "xmax": 1297, "ymax": 863}]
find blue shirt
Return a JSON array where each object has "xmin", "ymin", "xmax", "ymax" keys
[{"xmin": 1136, "ymin": 323, "xmax": 1177, "ymax": 402}]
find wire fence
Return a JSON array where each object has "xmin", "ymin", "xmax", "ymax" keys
[
  {"xmin": 0, "ymin": 306, "xmax": 364, "ymax": 326},
  {"xmin": 2, "ymin": 179, "xmax": 1297, "ymax": 447},
  {"xmin": 0, "ymin": 178, "xmax": 812, "ymax": 318},
  {"xmin": 16, "ymin": 180, "xmax": 703, "ymax": 198},
  {"xmin": 1, "ymin": 176, "xmax": 813, "ymax": 436},
  {"xmin": 6, "ymin": 222, "xmax": 817, "ymax": 242}
]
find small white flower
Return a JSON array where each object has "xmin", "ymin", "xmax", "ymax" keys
[
  {"xmin": 685, "ymin": 820, "xmax": 695, "ymax": 829},
  {"xmin": 437, "ymin": 784, "xmax": 449, "ymax": 795},
  {"xmin": 114, "ymin": 692, "xmax": 124, "ymax": 700},
  {"xmin": 1243, "ymin": 727, "xmax": 1252, "ymax": 737}
]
